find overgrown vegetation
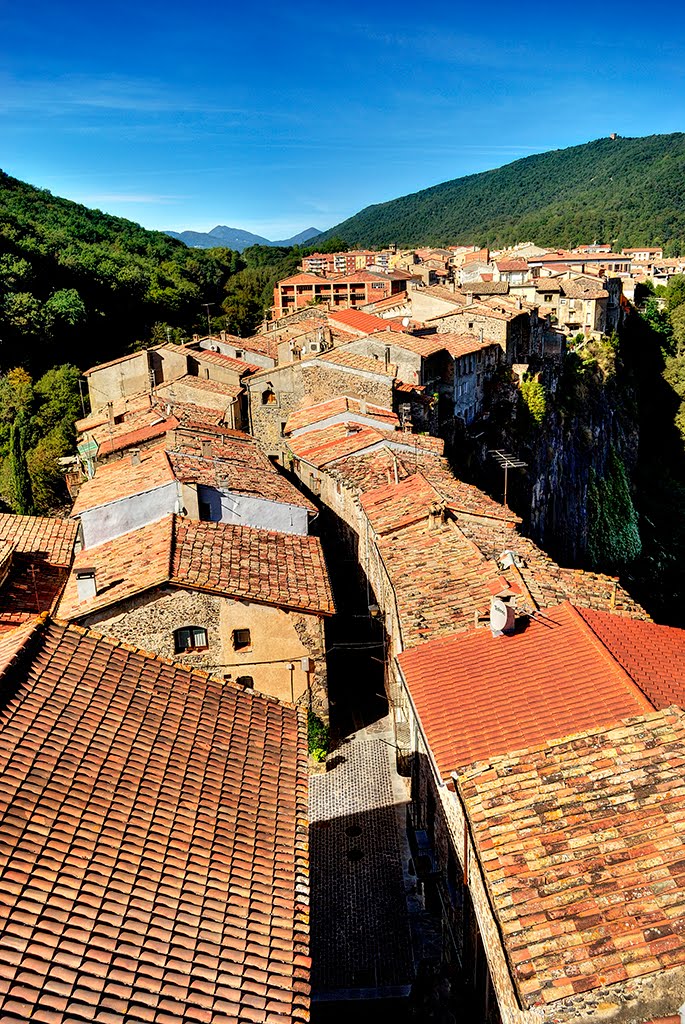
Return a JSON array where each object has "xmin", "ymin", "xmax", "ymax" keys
[
  {"xmin": 587, "ymin": 447, "xmax": 641, "ymax": 570},
  {"xmin": 519, "ymin": 374, "xmax": 547, "ymax": 424},
  {"xmin": 0, "ymin": 364, "xmax": 81, "ymax": 513},
  {"xmin": 321, "ymin": 134, "xmax": 685, "ymax": 249},
  {"xmin": 0, "ymin": 168, "xmax": 348, "ymax": 372},
  {"xmin": 307, "ymin": 711, "xmax": 330, "ymax": 763}
]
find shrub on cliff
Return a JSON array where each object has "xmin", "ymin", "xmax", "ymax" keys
[{"xmin": 587, "ymin": 446, "xmax": 641, "ymax": 570}]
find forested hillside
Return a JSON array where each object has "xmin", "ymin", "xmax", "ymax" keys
[
  {"xmin": 323, "ymin": 134, "xmax": 685, "ymax": 250},
  {"xmin": 0, "ymin": 170, "xmax": 343, "ymax": 374}
]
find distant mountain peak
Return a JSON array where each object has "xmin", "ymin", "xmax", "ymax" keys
[{"xmin": 165, "ymin": 224, "xmax": 323, "ymax": 251}]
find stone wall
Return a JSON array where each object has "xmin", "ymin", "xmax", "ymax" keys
[
  {"xmin": 301, "ymin": 363, "xmax": 394, "ymax": 408},
  {"xmin": 81, "ymin": 584, "xmax": 328, "ymax": 716}
]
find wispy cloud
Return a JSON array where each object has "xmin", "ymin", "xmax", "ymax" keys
[{"xmin": 75, "ymin": 192, "xmax": 183, "ymax": 204}]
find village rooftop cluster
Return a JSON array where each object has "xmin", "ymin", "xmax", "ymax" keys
[{"xmin": 0, "ymin": 239, "xmax": 684, "ymax": 1023}]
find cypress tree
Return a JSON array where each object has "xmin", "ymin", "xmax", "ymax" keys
[{"xmin": 9, "ymin": 409, "xmax": 34, "ymax": 515}]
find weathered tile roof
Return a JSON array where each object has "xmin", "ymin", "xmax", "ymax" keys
[
  {"xmin": 166, "ymin": 432, "xmax": 316, "ymax": 511},
  {"xmin": 172, "ymin": 518, "xmax": 335, "ymax": 615},
  {"xmin": 0, "ymin": 515, "xmax": 78, "ymax": 631},
  {"xmin": 398, "ymin": 602, "xmax": 653, "ymax": 777},
  {"xmin": 58, "ymin": 516, "xmax": 173, "ymax": 620},
  {"xmin": 458, "ymin": 707, "xmax": 685, "ymax": 1008},
  {"xmin": 314, "ymin": 348, "xmax": 398, "ymax": 378},
  {"xmin": 288, "ymin": 424, "xmax": 443, "ymax": 469},
  {"xmin": 88, "ymin": 408, "xmax": 179, "ymax": 457},
  {"xmin": 284, "ymin": 397, "xmax": 398, "ymax": 435},
  {"xmin": 70, "ymin": 444, "xmax": 174, "ymax": 516},
  {"xmin": 59, "ymin": 515, "xmax": 335, "ymax": 619},
  {"xmin": 171, "ymin": 343, "xmax": 261, "ymax": 376},
  {"xmin": 288, "ymin": 424, "xmax": 389, "ymax": 466},
  {"xmin": 0, "ymin": 514, "xmax": 77, "ymax": 566},
  {"xmin": 576, "ymin": 607, "xmax": 685, "ymax": 709},
  {"xmin": 155, "ymin": 373, "xmax": 244, "ymax": 400},
  {"xmin": 0, "ymin": 618, "xmax": 310, "ymax": 1023},
  {"xmin": 560, "ymin": 278, "xmax": 609, "ymax": 299},
  {"xmin": 76, "ymin": 393, "xmax": 153, "ymax": 433}
]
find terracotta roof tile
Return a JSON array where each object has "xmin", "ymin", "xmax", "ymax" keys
[
  {"xmin": 0, "ymin": 516, "xmax": 78, "ymax": 631},
  {"xmin": 0, "ymin": 515, "xmax": 77, "ymax": 567},
  {"xmin": 168, "ymin": 344, "xmax": 261, "ymax": 376},
  {"xmin": 154, "ymin": 374, "xmax": 243, "ymax": 400},
  {"xmin": 284, "ymin": 397, "xmax": 398, "ymax": 435},
  {"xmin": 458, "ymin": 707, "xmax": 685, "ymax": 1008},
  {"xmin": 288, "ymin": 424, "xmax": 443, "ymax": 469},
  {"xmin": 314, "ymin": 348, "xmax": 398, "ymax": 378},
  {"xmin": 398, "ymin": 602, "xmax": 653, "ymax": 776},
  {"xmin": 171, "ymin": 518, "xmax": 334, "ymax": 615},
  {"xmin": 575, "ymin": 607, "xmax": 685, "ymax": 709},
  {"xmin": 70, "ymin": 445, "xmax": 174, "ymax": 516},
  {"xmin": 58, "ymin": 516, "xmax": 334, "ymax": 619},
  {"xmin": 166, "ymin": 431, "xmax": 315, "ymax": 511},
  {"xmin": 0, "ymin": 619, "xmax": 309, "ymax": 1022}
]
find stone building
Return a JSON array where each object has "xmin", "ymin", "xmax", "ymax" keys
[{"xmin": 58, "ymin": 514, "xmax": 334, "ymax": 715}]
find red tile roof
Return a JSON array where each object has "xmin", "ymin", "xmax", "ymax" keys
[
  {"xmin": 93, "ymin": 412, "xmax": 179, "ymax": 457},
  {"xmin": 287, "ymin": 424, "xmax": 443, "ymax": 469},
  {"xmin": 458, "ymin": 707, "xmax": 685, "ymax": 1009},
  {"xmin": 172, "ymin": 343, "xmax": 261, "ymax": 376},
  {"xmin": 171, "ymin": 518, "xmax": 335, "ymax": 615},
  {"xmin": 327, "ymin": 309, "xmax": 390, "ymax": 334},
  {"xmin": 0, "ymin": 515, "xmax": 78, "ymax": 631},
  {"xmin": 59, "ymin": 515, "xmax": 335, "ymax": 619},
  {"xmin": 285, "ymin": 397, "xmax": 398, "ymax": 435},
  {"xmin": 166, "ymin": 431, "xmax": 316, "ymax": 511},
  {"xmin": 576, "ymin": 607, "xmax": 685, "ymax": 709},
  {"xmin": 70, "ymin": 444, "xmax": 174, "ymax": 516},
  {"xmin": 0, "ymin": 514, "xmax": 77, "ymax": 566},
  {"xmin": 397, "ymin": 602, "xmax": 653, "ymax": 777},
  {"xmin": 0, "ymin": 618, "xmax": 310, "ymax": 1023},
  {"xmin": 154, "ymin": 373, "xmax": 244, "ymax": 400}
]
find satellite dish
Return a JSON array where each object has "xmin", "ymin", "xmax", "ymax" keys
[
  {"xmin": 490, "ymin": 598, "xmax": 516, "ymax": 637},
  {"xmin": 401, "ymin": 316, "xmax": 411, "ymax": 328}
]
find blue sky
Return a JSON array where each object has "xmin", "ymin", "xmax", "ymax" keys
[{"xmin": 2, "ymin": 0, "xmax": 684, "ymax": 238}]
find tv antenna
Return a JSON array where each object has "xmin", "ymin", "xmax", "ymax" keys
[{"xmin": 489, "ymin": 449, "xmax": 527, "ymax": 508}]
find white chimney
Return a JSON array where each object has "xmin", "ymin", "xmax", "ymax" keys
[
  {"xmin": 130, "ymin": 449, "xmax": 141, "ymax": 467},
  {"xmin": 201, "ymin": 438, "xmax": 213, "ymax": 458},
  {"xmin": 76, "ymin": 568, "xmax": 97, "ymax": 602}
]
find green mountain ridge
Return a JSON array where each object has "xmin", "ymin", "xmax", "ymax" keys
[{"xmin": 322, "ymin": 134, "xmax": 685, "ymax": 251}]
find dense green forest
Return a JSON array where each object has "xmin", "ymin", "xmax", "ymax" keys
[
  {"xmin": 0, "ymin": 169, "xmax": 346, "ymax": 375},
  {"xmin": 322, "ymin": 134, "xmax": 685, "ymax": 250}
]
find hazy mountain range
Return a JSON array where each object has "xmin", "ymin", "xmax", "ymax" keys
[{"xmin": 165, "ymin": 225, "xmax": 323, "ymax": 251}]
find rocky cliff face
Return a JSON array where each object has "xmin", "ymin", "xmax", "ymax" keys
[{"xmin": 457, "ymin": 338, "xmax": 641, "ymax": 571}]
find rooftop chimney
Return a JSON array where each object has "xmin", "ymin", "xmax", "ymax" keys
[
  {"xmin": 107, "ymin": 401, "xmax": 114, "ymax": 426},
  {"xmin": 359, "ymin": 399, "xmax": 367, "ymax": 415},
  {"xmin": 76, "ymin": 568, "xmax": 97, "ymax": 603},
  {"xmin": 201, "ymin": 438, "xmax": 213, "ymax": 458},
  {"xmin": 130, "ymin": 449, "xmax": 141, "ymax": 467}
]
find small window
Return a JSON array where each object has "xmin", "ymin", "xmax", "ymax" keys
[
  {"xmin": 233, "ymin": 628, "xmax": 251, "ymax": 650},
  {"xmin": 235, "ymin": 350, "xmax": 243, "ymax": 358},
  {"xmin": 261, "ymin": 388, "xmax": 277, "ymax": 405},
  {"xmin": 174, "ymin": 626, "xmax": 208, "ymax": 653},
  {"xmin": 236, "ymin": 675, "xmax": 254, "ymax": 689},
  {"xmin": 199, "ymin": 500, "xmax": 212, "ymax": 521}
]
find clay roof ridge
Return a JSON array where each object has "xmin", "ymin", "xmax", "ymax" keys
[{"xmin": 562, "ymin": 601, "xmax": 655, "ymax": 711}]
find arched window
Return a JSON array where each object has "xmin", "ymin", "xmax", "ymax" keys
[{"xmin": 174, "ymin": 626, "xmax": 208, "ymax": 653}]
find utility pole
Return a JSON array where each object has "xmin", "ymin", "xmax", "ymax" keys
[{"xmin": 202, "ymin": 302, "xmax": 214, "ymax": 337}]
